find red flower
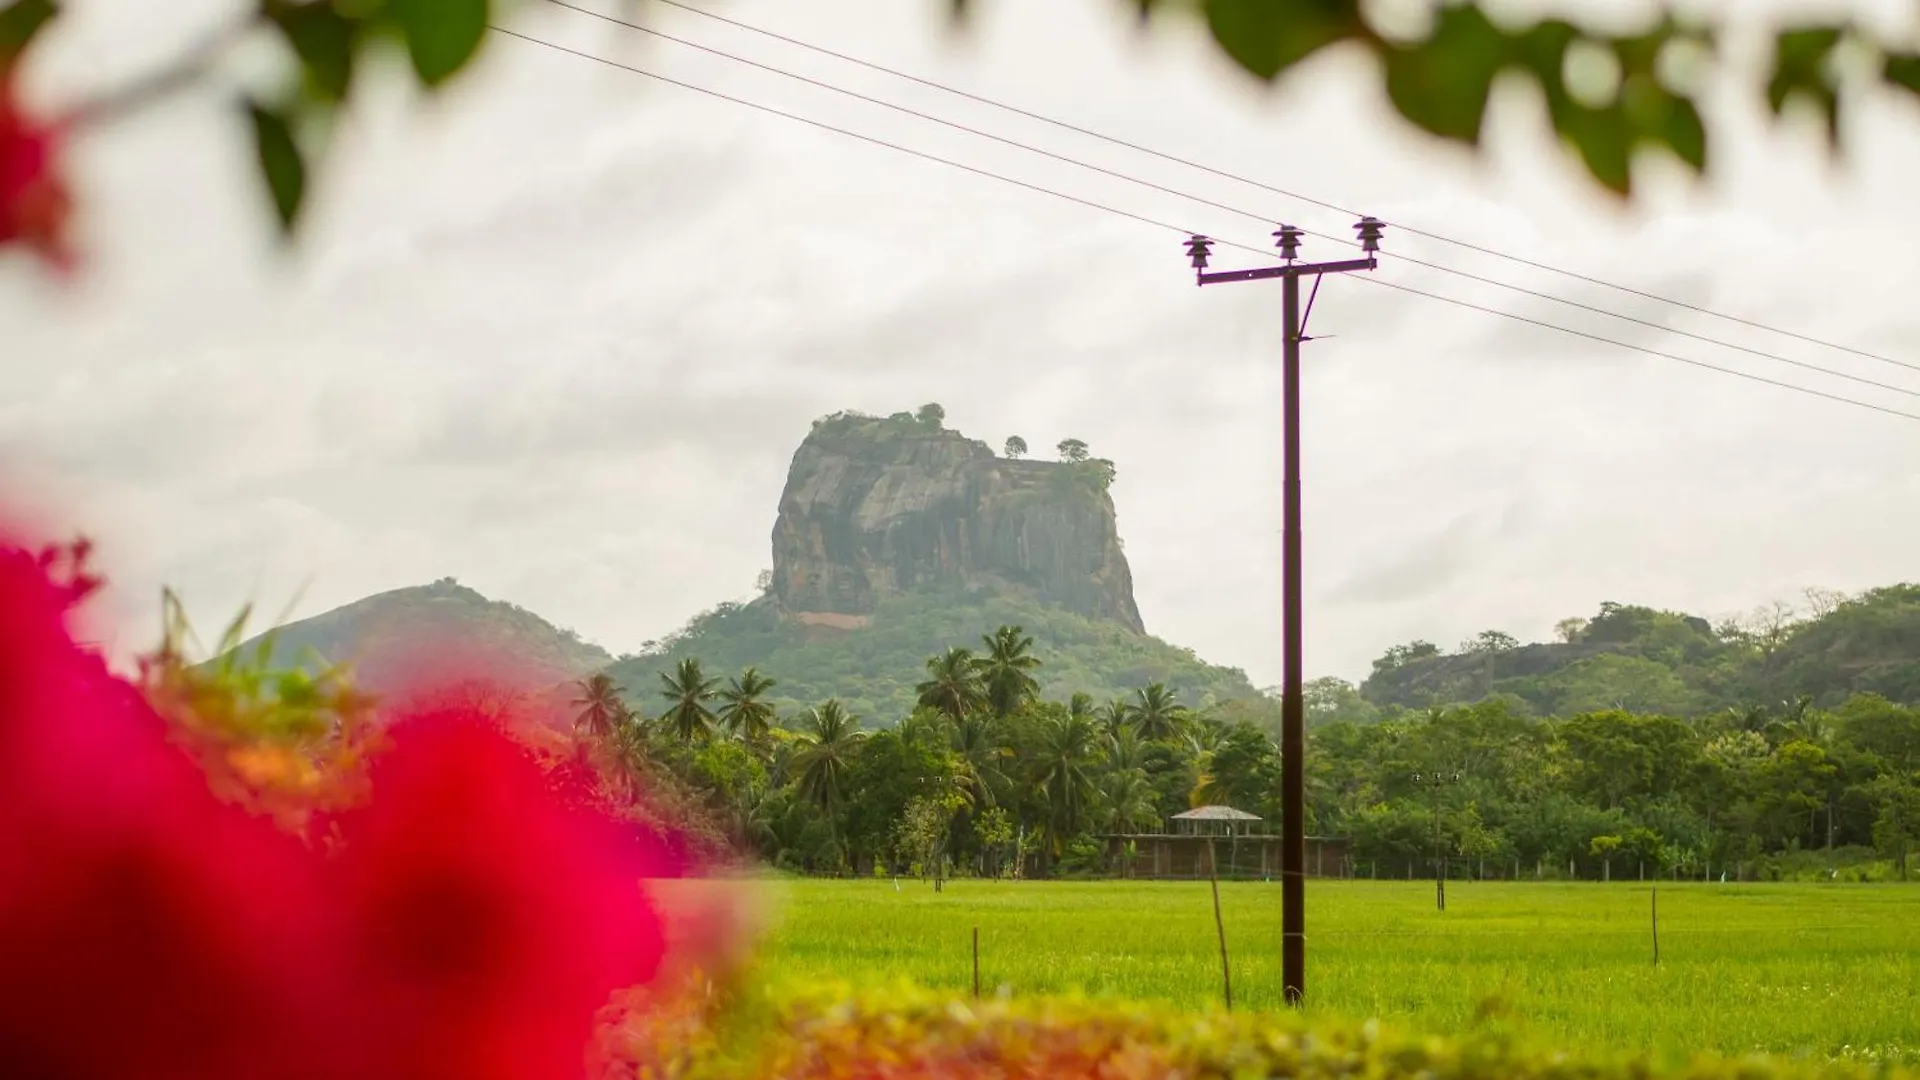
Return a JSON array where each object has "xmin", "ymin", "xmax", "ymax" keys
[
  {"xmin": 0, "ymin": 543, "xmax": 345, "ymax": 1080},
  {"xmin": 328, "ymin": 705, "xmax": 670, "ymax": 1080},
  {"xmin": 0, "ymin": 68, "xmax": 73, "ymax": 270},
  {"xmin": 0, "ymin": 529, "xmax": 709, "ymax": 1080}
]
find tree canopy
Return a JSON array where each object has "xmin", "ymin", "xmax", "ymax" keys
[{"xmin": 567, "ymin": 582, "xmax": 1920, "ymax": 883}]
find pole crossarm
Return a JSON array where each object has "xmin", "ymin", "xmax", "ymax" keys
[{"xmin": 1197, "ymin": 256, "xmax": 1377, "ymax": 286}]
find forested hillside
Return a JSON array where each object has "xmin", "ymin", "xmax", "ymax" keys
[
  {"xmin": 1355, "ymin": 587, "xmax": 1920, "ymax": 717},
  {"xmin": 606, "ymin": 583, "xmax": 1257, "ymax": 722},
  {"xmin": 570, "ymin": 583, "xmax": 1920, "ymax": 884}
]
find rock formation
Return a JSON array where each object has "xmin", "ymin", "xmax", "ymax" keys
[{"xmin": 770, "ymin": 411, "xmax": 1145, "ymax": 633}]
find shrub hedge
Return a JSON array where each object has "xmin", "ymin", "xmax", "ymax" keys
[{"xmin": 604, "ymin": 981, "xmax": 1918, "ymax": 1080}]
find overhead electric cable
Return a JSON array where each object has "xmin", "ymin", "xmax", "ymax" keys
[
  {"xmin": 1353, "ymin": 277, "xmax": 1920, "ymax": 424},
  {"xmin": 632, "ymin": 0, "xmax": 1913, "ymax": 373},
  {"xmin": 488, "ymin": 25, "xmax": 1920, "ymax": 427},
  {"xmin": 538, "ymin": 0, "xmax": 1920, "ymax": 400},
  {"xmin": 488, "ymin": 26, "xmax": 1212, "ymax": 236}
]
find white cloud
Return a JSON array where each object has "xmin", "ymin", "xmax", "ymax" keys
[{"xmin": 7, "ymin": 0, "xmax": 1920, "ymax": 688}]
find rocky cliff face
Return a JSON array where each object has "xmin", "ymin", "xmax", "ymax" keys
[{"xmin": 770, "ymin": 412, "xmax": 1145, "ymax": 633}]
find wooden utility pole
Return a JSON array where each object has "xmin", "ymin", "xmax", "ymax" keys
[
  {"xmin": 1186, "ymin": 218, "xmax": 1384, "ymax": 1006},
  {"xmin": 1412, "ymin": 770, "xmax": 1461, "ymax": 912}
]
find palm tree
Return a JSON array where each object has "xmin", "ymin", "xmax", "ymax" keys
[
  {"xmin": 792, "ymin": 699, "xmax": 867, "ymax": 827},
  {"xmin": 658, "ymin": 658, "xmax": 719, "ymax": 743},
  {"xmin": 717, "ymin": 667, "xmax": 779, "ymax": 744},
  {"xmin": 1096, "ymin": 695, "xmax": 1135, "ymax": 736},
  {"xmin": 917, "ymin": 647, "xmax": 988, "ymax": 724},
  {"xmin": 1067, "ymin": 691, "xmax": 1098, "ymax": 725},
  {"xmin": 1032, "ymin": 710, "xmax": 1100, "ymax": 862},
  {"xmin": 1189, "ymin": 766, "xmax": 1227, "ymax": 809},
  {"xmin": 606, "ymin": 715, "xmax": 651, "ymax": 800},
  {"xmin": 1132, "ymin": 682, "xmax": 1190, "ymax": 742},
  {"xmin": 1105, "ymin": 726, "xmax": 1147, "ymax": 775},
  {"xmin": 1767, "ymin": 696, "xmax": 1831, "ymax": 747},
  {"xmin": 571, "ymin": 673, "xmax": 628, "ymax": 743},
  {"xmin": 1183, "ymin": 719, "xmax": 1231, "ymax": 809},
  {"xmin": 1097, "ymin": 767, "xmax": 1160, "ymax": 835},
  {"xmin": 950, "ymin": 713, "xmax": 1013, "ymax": 809},
  {"xmin": 1183, "ymin": 716, "xmax": 1225, "ymax": 758},
  {"xmin": 978, "ymin": 625, "xmax": 1042, "ymax": 718}
]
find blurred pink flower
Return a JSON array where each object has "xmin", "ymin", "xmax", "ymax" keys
[
  {"xmin": 0, "ymin": 70, "xmax": 73, "ymax": 270},
  {"xmin": 327, "ymin": 704, "xmax": 669, "ymax": 1080},
  {"xmin": 0, "ymin": 531, "xmax": 693, "ymax": 1080}
]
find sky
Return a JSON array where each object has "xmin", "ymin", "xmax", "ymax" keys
[{"xmin": 5, "ymin": 0, "xmax": 1920, "ymax": 686}]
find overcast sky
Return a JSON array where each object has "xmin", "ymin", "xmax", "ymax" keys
[{"xmin": 6, "ymin": 0, "xmax": 1920, "ymax": 686}]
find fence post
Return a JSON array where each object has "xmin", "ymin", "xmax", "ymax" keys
[
  {"xmin": 972, "ymin": 926, "xmax": 981, "ymax": 999},
  {"xmin": 1650, "ymin": 886, "xmax": 1660, "ymax": 966}
]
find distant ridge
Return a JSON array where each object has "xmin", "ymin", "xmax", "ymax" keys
[{"xmin": 230, "ymin": 578, "xmax": 611, "ymax": 695}]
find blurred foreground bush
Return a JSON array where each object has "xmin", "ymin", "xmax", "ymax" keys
[{"xmin": 609, "ymin": 981, "xmax": 1920, "ymax": 1080}]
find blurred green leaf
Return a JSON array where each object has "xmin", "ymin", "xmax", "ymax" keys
[
  {"xmin": 1509, "ymin": 18, "xmax": 1577, "ymax": 81},
  {"xmin": 0, "ymin": 0, "xmax": 56, "ymax": 60},
  {"xmin": 1381, "ymin": 4, "xmax": 1510, "ymax": 144},
  {"xmin": 1610, "ymin": 20, "xmax": 1679, "ymax": 80},
  {"xmin": 1201, "ymin": 0, "xmax": 1360, "ymax": 81},
  {"xmin": 1552, "ymin": 101, "xmax": 1635, "ymax": 195},
  {"xmin": 265, "ymin": 0, "xmax": 359, "ymax": 102},
  {"xmin": 275, "ymin": 667, "xmax": 322, "ymax": 712},
  {"xmin": 1622, "ymin": 74, "xmax": 1705, "ymax": 172},
  {"xmin": 1887, "ymin": 51, "xmax": 1920, "ymax": 96},
  {"xmin": 390, "ymin": 0, "xmax": 487, "ymax": 87},
  {"xmin": 247, "ymin": 100, "xmax": 307, "ymax": 231},
  {"xmin": 216, "ymin": 600, "xmax": 256, "ymax": 659},
  {"xmin": 1767, "ymin": 26, "xmax": 1844, "ymax": 145}
]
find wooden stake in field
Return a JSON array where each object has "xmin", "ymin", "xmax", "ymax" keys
[
  {"xmin": 1208, "ymin": 838, "xmax": 1232, "ymax": 1012},
  {"xmin": 1651, "ymin": 886, "xmax": 1660, "ymax": 966},
  {"xmin": 972, "ymin": 925, "xmax": 981, "ymax": 999}
]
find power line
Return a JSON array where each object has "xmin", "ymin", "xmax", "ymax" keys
[
  {"xmin": 1354, "ymin": 277, "xmax": 1920, "ymax": 425},
  {"xmin": 538, "ymin": 0, "xmax": 1920, "ymax": 402},
  {"xmin": 487, "ymin": 26, "xmax": 1920, "ymax": 427},
  {"xmin": 486, "ymin": 27, "xmax": 1202, "ymax": 235},
  {"xmin": 637, "ymin": 0, "xmax": 1913, "ymax": 374}
]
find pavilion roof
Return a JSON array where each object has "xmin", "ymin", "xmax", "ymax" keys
[{"xmin": 1171, "ymin": 805, "xmax": 1262, "ymax": 822}]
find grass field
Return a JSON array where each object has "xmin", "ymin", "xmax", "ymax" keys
[{"xmin": 703, "ymin": 878, "xmax": 1920, "ymax": 1064}]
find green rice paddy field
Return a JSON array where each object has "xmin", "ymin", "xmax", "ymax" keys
[{"xmin": 719, "ymin": 879, "xmax": 1920, "ymax": 1064}]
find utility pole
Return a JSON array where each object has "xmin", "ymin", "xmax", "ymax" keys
[
  {"xmin": 1185, "ymin": 218, "xmax": 1385, "ymax": 1007},
  {"xmin": 1411, "ymin": 770, "xmax": 1462, "ymax": 911}
]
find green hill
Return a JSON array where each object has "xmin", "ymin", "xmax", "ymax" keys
[
  {"xmin": 232, "ymin": 578, "xmax": 612, "ymax": 694},
  {"xmin": 1356, "ymin": 586, "xmax": 1920, "ymax": 716},
  {"xmin": 605, "ymin": 583, "xmax": 1259, "ymax": 723}
]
